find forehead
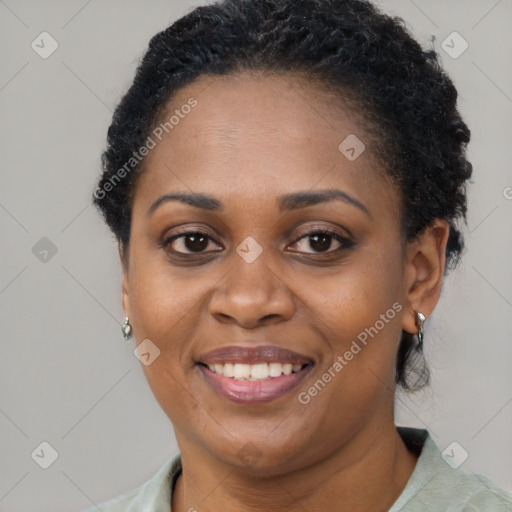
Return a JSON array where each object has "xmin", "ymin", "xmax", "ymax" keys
[{"xmin": 133, "ymin": 72, "xmax": 398, "ymax": 219}]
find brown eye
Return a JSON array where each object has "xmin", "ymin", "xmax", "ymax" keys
[
  {"xmin": 164, "ymin": 231, "xmax": 222, "ymax": 254},
  {"xmin": 289, "ymin": 229, "xmax": 353, "ymax": 254},
  {"xmin": 307, "ymin": 232, "xmax": 334, "ymax": 252}
]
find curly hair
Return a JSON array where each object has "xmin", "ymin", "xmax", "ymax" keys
[{"xmin": 93, "ymin": 0, "xmax": 472, "ymax": 391}]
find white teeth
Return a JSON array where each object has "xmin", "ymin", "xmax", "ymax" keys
[
  {"xmin": 268, "ymin": 362, "xmax": 283, "ymax": 377},
  {"xmin": 223, "ymin": 363, "xmax": 234, "ymax": 378},
  {"xmin": 282, "ymin": 363, "xmax": 292, "ymax": 375},
  {"xmin": 251, "ymin": 363, "xmax": 269, "ymax": 379},
  {"xmin": 206, "ymin": 362, "xmax": 305, "ymax": 380},
  {"xmin": 233, "ymin": 363, "xmax": 251, "ymax": 379}
]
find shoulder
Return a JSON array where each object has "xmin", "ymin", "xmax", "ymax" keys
[
  {"xmin": 85, "ymin": 455, "xmax": 182, "ymax": 512},
  {"xmin": 434, "ymin": 467, "xmax": 512, "ymax": 511},
  {"xmin": 392, "ymin": 427, "xmax": 512, "ymax": 512},
  {"xmin": 457, "ymin": 476, "xmax": 512, "ymax": 511}
]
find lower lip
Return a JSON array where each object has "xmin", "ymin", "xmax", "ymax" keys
[{"xmin": 198, "ymin": 364, "xmax": 313, "ymax": 404}]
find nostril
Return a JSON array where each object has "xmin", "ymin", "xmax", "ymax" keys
[
  {"xmin": 262, "ymin": 313, "xmax": 280, "ymax": 322},
  {"xmin": 213, "ymin": 312, "xmax": 235, "ymax": 324}
]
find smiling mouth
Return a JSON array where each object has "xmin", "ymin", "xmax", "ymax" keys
[
  {"xmin": 199, "ymin": 362, "xmax": 310, "ymax": 380},
  {"xmin": 195, "ymin": 345, "xmax": 314, "ymax": 403}
]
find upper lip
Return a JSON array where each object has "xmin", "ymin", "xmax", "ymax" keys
[{"xmin": 197, "ymin": 345, "xmax": 313, "ymax": 365}]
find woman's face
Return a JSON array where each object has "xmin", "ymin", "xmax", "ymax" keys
[{"xmin": 122, "ymin": 72, "xmax": 425, "ymax": 473}]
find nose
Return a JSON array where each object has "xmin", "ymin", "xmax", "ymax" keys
[{"xmin": 208, "ymin": 249, "xmax": 296, "ymax": 329}]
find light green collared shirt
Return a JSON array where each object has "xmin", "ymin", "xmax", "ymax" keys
[{"xmin": 89, "ymin": 427, "xmax": 512, "ymax": 511}]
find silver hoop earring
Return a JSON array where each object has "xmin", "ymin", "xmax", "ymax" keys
[
  {"xmin": 122, "ymin": 317, "xmax": 133, "ymax": 341},
  {"xmin": 415, "ymin": 311, "xmax": 426, "ymax": 350}
]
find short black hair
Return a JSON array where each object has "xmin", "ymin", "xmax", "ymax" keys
[{"xmin": 93, "ymin": 0, "xmax": 472, "ymax": 391}]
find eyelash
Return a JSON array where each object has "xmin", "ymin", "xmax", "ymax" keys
[
  {"xmin": 161, "ymin": 228, "xmax": 353, "ymax": 257},
  {"xmin": 162, "ymin": 229, "xmax": 220, "ymax": 256},
  {"xmin": 288, "ymin": 228, "xmax": 354, "ymax": 254}
]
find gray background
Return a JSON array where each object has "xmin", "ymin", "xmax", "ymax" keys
[{"xmin": 1, "ymin": 1, "xmax": 511, "ymax": 511}]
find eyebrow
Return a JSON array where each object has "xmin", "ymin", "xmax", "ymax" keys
[
  {"xmin": 278, "ymin": 189, "xmax": 370, "ymax": 217},
  {"xmin": 147, "ymin": 188, "xmax": 370, "ymax": 218},
  {"xmin": 147, "ymin": 193, "xmax": 223, "ymax": 217}
]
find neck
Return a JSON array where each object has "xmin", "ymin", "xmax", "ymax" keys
[{"xmin": 172, "ymin": 422, "xmax": 418, "ymax": 512}]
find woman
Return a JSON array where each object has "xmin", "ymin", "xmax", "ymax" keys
[{"xmin": 91, "ymin": 0, "xmax": 512, "ymax": 510}]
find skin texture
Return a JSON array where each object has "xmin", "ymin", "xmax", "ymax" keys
[{"xmin": 121, "ymin": 72, "xmax": 449, "ymax": 512}]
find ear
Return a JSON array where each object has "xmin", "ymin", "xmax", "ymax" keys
[
  {"xmin": 401, "ymin": 219, "xmax": 450, "ymax": 334},
  {"xmin": 119, "ymin": 243, "xmax": 130, "ymax": 317}
]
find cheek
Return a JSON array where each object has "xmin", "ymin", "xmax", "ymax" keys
[
  {"xmin": 129, "ymin": 264, "xmax": 204, "ymax": 427},
  {"xmin": 125, "ymin": 248, "xmax": 205, "ymax": 399},
  {"xmin": 127, "ymin": 243, "xmax": 211, "ymax": 340},
  {"xmin": 294, "ymin": 242, "xmax": 404, "ymax": 391},
  {"xmin": 293, "ymin": 242, "xmax": 403, "ymax": 338}
]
